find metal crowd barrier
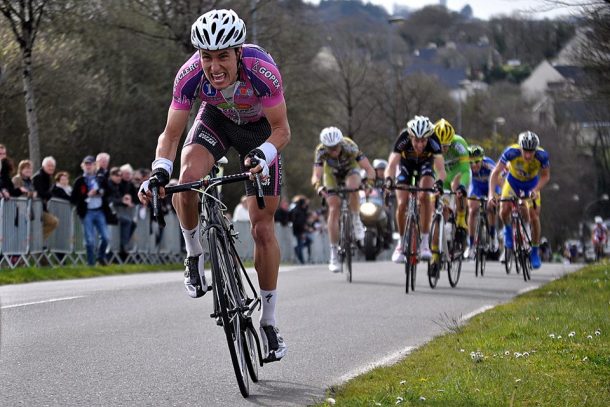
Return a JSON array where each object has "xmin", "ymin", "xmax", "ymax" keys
[{"xmin": 1, "ymin": 197, "xmax": 339, "ymax": 269}]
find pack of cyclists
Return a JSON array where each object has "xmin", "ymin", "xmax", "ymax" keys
[{"xmin": 312, "ymin": 117, "xmax": 551, "ymax": 273}]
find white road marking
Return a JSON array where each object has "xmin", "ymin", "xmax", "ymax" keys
[
  {"xmin": 338, "ymin": 346, "xmax": 417, "ymax": 384},
  {"xmin": 460, "ymin": 305, "xmax": 495, "ymax": 322},
  {"xmin": 1, "ymin": 296, "xmax": 85, "ymax": 309}
]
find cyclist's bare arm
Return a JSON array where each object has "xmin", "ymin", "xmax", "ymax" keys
[
  {"xmin": 433, "ymin": 154, "xmax": 446, "ymax": 184},
  {"xmin": 450, "ymin": 173, "xmax": 462, "ymax": 192},
  {"xmin": 357, "ymin": 157, "xmax": 376, "ymax": 181},
  {"xmin": 385, "ymin": 152, "xmax": 401, "ymax": 180},
  {"xmin": 245, "ymin": 101, "xmax": 291, "ymax": 171},
  {"xmin": 311, "ymin": 165, "xmax": 323, "ymax": 188},
  {"xmin": 531, "ymin": 167, "xmax": 550, "ymax": 199},
  {"xmin": 139, "ymin": 108, "xmax": 190, "ymax": 205},
  {"xmin": 488, "ymin": 161, "xmax": 506, "ymax": 202}
]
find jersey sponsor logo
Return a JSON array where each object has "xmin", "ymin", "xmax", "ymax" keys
[
  {"xmin": 176, "ymin": 62, "xmax": 198, "ymax": 83},
  {"xmin": 203, "ymin": 82, "xmax": 217, "ymax": 97},
  {"xmin": 258, "ymin": 66, "xmax": 281, "ymax": 89},
  {"xmin": 238, "ymin": 86, "xmax": 253, "ymax": 96}
]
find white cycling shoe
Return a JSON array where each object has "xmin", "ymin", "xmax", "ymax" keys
[
  {"xmin": 392, "ymin": 244, "xmax": 405, "ymax": 263},
  {"xmin": 353, "ymin": 216, "xmax": 366, "ymax": 241}
]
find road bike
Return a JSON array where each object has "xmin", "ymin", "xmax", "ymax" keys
[
  {"xmin": 150, "ymin": 160, "xmax": 265, "ymax": 398},
  {"xmin": 500, "ymin": 196, "xmax": 533, "ymax": 282},
  {"xmin": 389, "ymin": 179, "xmax": 435, "ymax": 294},
  {"xmin": 468, "ymin": 196, "xmax": 491, "ymax": 277},
  {"xmin": 428, "ymin": 191, "xmax": 464, "ymax": 288},
  {"xmin": 428, "ymin": 190, "xmax": 463, "ymax": 288},
  {"xmin": 327, "ymin": 185, "xmax": 363, "ymax": 283}
]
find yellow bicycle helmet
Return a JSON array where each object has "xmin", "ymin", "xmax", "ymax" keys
[{"xmin": 434, "ymin": 118, "xmax": 455, "ymax": 145}]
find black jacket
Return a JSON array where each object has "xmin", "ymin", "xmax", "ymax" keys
[{"xmin": 71, "ymin": 173, "xmax": 111, "ymax": 219}]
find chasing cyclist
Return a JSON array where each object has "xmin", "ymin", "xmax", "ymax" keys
[
  {"xmin": 488, "ymin": 131, "xmax": 550, "ymax": 269},
  {"xmin": 311, "ymin": 127, "xmax": 375, "ymax": 272},
  {"xmin": 385, "ymin": 116, "xmax": 446, "ymax": 262},
  {"xmin": 465, "ymin": 145, "xmax": 500, "ymax": 258},
  {"xmin": 138, "ymin": 9, "xmax": 288, "ymax": 361},
  {"xmin": 434, "ymin": 119, "xmax": 470, "ymax": 245}
]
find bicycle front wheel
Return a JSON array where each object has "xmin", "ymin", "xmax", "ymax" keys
[
  {"xmin": 428, "ymin": 215, "xmax": 442, "ymax": 288},
  {"xmin": 515, "ymin": 224, "xmax": 530, "ymax": 281},
  {"xmin": 447, "ymin": 221, "xmax": 462, "ymax": 287},
  {"xmin": 474, "ymin": 218, "xmax": 487, "ymax": 277},
  {"xmin": 209, "ymin": 228, "xmax": 250, "ymax": 398},
  {"xmin": 403, "ymin": 216, "xmax": 418, "ymax": 293},
  {"xmin": 341, "ymin": 211, "xmax": 353, "ymax": 283}
]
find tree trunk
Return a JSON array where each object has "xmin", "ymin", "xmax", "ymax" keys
[{"xmin": 22, "ymin": 48, "xmax": 41, "ymax": 168}]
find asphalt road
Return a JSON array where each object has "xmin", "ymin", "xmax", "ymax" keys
[{"xmin": 0, "ymin": 260, "xmax": 579, "ymax": 406}]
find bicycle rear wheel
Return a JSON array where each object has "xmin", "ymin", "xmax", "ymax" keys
[
  {"xmin": 428, "ymin": 214, "xmax": 442, "ymax": 288},
  {"xmin": 447, "ymin": 221, "xmax": 462, "ymax": 287},
  {"xmin": 403, "ymin": 217, "xmax": 418, "ymax": 293},
  {"xmin": 209, "ymin": 228, "xmax": 250, "ymax": 398}
]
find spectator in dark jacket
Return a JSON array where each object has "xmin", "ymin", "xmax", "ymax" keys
[
  {"xmin": 274, "ymin": 197, "xmax": 291, "ymax": 226},
  {"xmin": 290, "ymin": 195, "xmax": 312, "ymax": 264},
  {"xmin": 107, "ymin": 166, "xmax": 136, "ymax": 257},
  {"xmin": 71, "ymin": 155, "xmax": 110, "ymax": 266},
  {"xmin": 51, "ymin": 171, "xmax": 72, "ymax": 201},
  {"xmin": 12, "ymin": 159, "xmax": 37, "ymax": 198},
  {"xmin": 32, "ymin": 156, "xmax": 59, "ymax": 240}
]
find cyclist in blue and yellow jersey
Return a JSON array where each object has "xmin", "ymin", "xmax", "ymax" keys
[
  {"xmin": 488, "ymin": 131, "xmax": 550, "ymax": 269},
  {"xmin": 465, "ymin": 145, "xmax": 500, "ymax": 258},
  {"xmin": 385, "ymin": 116, "xmax": 446, "ymax": 262},
  {"xmin": 311, "ymin": 127, "xmax": 375, "ymax": 272}
]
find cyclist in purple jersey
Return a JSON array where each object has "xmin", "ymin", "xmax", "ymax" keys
[{"xmin": 139, "ymin": 9, "xmax": 289, "ymax": 362}]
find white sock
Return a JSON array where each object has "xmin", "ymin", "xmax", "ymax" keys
[
  {"xmin": 259, "ymin": 289, "xmax": 277, "ymax": 327},
  {"xmin": 181, "ymin": 225, "xmax": 203, "ymax": 257},
  {"xmin": 421, "ymin": 233, "xmax": 429, "ymax": 249}
]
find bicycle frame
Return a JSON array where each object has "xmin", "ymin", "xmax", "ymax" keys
[
  {"xmin": 500, "ymin": 196, "xmax": 533, "ymax": 281},
  {"xmin": 327, "ymin": 186, "xmax": 362, "ymax": 282}
]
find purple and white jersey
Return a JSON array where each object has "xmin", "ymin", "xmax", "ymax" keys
[{"xmin": 171, "ymin": 44, "xmax": 284, "ymax": 124}]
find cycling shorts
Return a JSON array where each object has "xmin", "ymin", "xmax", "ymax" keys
[
  {"xmin": 469, "ymin": 182, "xmax": 500, "ymax": 199},
  {"xmin": 184, "ymin": 104, "xmax": 282, "ymax": 197},
  {"xmin": 500, "ymin": 175, "xmax": 541, "ymax": 208},
  {"xmin": 397, "ymin": 160, "xmax": 435, "ymax": 186},
  {"xmin": 323, "ymin": 161, "xmax": 360, "ymax": 192}
]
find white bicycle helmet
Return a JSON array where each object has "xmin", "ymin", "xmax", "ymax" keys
[
  {"xmin": 595, "ymin": 216, "xmax": 603, "ymax": 224},
  {"xmin": 373, "ymin": 159, "xmax": 388, "ymax": 170},
  {"xmin": 191, "ymin": 9, "xmax": 246, "ymax": 51},
  {"xmin": 518, "ymin": 131, "xmax": 540, "ymax": 151},
  {"xmin": 320, "ymin": 126, "xmax": 344, "ymax": 147},
  {"xmin": 407, "ymin": 115, "xmax": 434, "ymax": 139}
]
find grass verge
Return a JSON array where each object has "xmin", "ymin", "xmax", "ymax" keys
[
  {"xmin": 320, "ymin": 263, "xmax": 610, "ymax": 406},
  {"xmin": 0, "ymin": 263, "xmax": 183, "ymax": 285}
]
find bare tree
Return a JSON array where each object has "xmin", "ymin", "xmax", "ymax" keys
[{"xmin": 0, "ymin": 0, "xmax": 50, "ymax": 167}]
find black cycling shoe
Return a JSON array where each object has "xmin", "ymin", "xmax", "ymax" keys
[
  {"xmin": 183, "ymin": 256, "xmax": 207, "ymax": 298},
  {"xmin": 260, "ymin": 325, "xmax": 287, "ymax": 362}
]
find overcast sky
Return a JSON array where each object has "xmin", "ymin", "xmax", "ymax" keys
[{"xmin": 306, "ymin": 0, "xmax": 586, "ymax": 20}]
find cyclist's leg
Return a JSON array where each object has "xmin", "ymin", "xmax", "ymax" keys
[
  {"xmin": 345, "ymin": 168, "xmax": 365, "ymax": 240},
  {"xmin": 418, "ymin": 173, "xmax": 434, "ymax": 259},
  {"xmin": 499, "ymin": 180, "xmax": 513, "ymax": 249},
  {"xmin": 175, "ymin": 115, "xmax": 227, "ymax": 298},
  {"xmin": 529, "ymin": 194, "xmax": 542, "ymax": 268},
  {"xmin": 326, "ymin": 195, "xmax": 341, "ymax": 272}
]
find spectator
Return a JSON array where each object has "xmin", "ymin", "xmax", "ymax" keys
[
  {"xmin": 107, "ymin": 166, "xmax": 136, "ymax": 258},
  {"xmin": 71, "ymin": 155, "xmax": 110, "ymax": 266},
  {"xmin": 290, "ymin": 195, "xmax": 312, "ymax": 264},
  {"xmin": 96, "ymin": 152, "xmax": 111, "ymax": 181},
  {"xmin": 32, "ymin": 156, "xmax": 59, "ymax": 240},
  {"xmin": 51, "ymin": 171, "xmax": 72, "ymax": 200},
  {"xmin": 12, "ymin": 159, "xmax": 37, "ymax": 198},
  {"xmin": 0, "ymin": 144, "xmax": 18, "ymax": 198},
  {"xmin": 233, "ymin": 195, "xmax": 250, "ymax": 222},
  {"xmin": 119, "ymin": 164, "xmax": 139, "ymax": 204},
  {"xmin": 274, "ymin": 197, "xmax": 290, "ymax": 226}
]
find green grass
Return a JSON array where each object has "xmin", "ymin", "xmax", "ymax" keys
[
  {"xmin": 320, "ymin": 263, "xmax": 610, "ymax": 406},
  {"xmin": 0, "ymin": 259, "xmax": 257, "ymax": 285},
  {"xmin": 0, "ymin": 263, "xmax": 183, "ymax": 285}
]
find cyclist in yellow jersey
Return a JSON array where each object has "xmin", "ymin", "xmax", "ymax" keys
[
  {"xmin": 311, "ymin": 127, "xmax": 375, "ymax": 272},
  {"xmin": 489, "ymin": 131, "xmax": 550, "ymax": 269}
]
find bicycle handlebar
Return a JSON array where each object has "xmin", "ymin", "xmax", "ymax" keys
[
  {"xmin": 150, "ymin": 170, "xmax": 265, "ymax": 228},
  {"xmin": 387, "ymin": 185, "xmax": 436, "ymax": 193}
]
